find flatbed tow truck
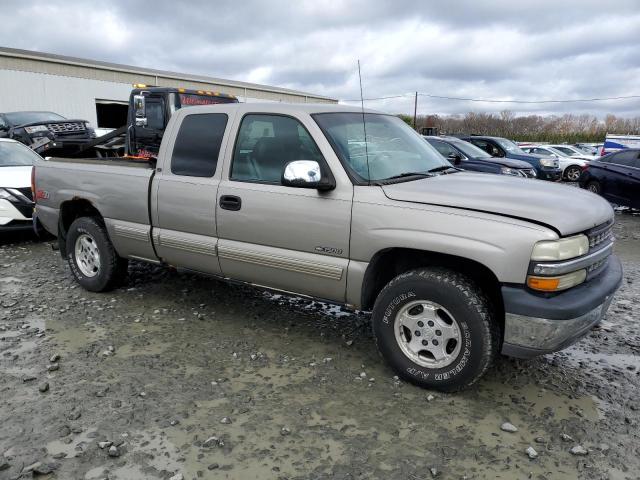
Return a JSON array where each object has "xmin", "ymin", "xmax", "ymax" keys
[{"xmin": 69, "ymin": 84, "xmax": 239, "ymax": 159}]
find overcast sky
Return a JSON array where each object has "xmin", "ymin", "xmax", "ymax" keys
[{"xmin": 2, "ymin": 0, "xmax": 640, "ymax": 117}]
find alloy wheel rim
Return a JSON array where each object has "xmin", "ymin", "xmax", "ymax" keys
[
  {"xmin": 567, "ymin": 168, "xmax": 581, "ymax": 181},
  {"xmin": 74, "ymin": 233, "xmax": 101, "ymax": 277},
  {"xmin": 393, "ymin": 300, "xmax": 462, "ymax": 369}
]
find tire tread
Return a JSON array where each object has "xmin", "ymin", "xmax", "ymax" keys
[
  {"xmin": 66, "ymin": 216, "xmax": 128, "ymax": 292},
  {"xmin": 372, "ymin": 267, "xmax": 501, "ymax": 391}
]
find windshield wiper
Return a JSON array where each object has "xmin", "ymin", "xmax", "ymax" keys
[
  {"xmin": 374, "ymin": 172, "xmax": 433, "ymax": 185},
  {"xmin": 427, "ymin": 165, "xmax": 458, "ymax": 174}
]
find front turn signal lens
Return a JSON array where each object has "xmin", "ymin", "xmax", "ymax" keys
[{"xmin": 527, "ymin": 269, "xmax": 587, "ymax": 292}]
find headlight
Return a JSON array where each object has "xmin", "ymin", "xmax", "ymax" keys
[
  {"xmin": 539, "ymin": 157, "xmax": 555, "ymax": 167},
  {"xmin": 531, "ymin": 234, "xmax": 589, "ymax": 261},
  {"xmin": 527, "ymin": 269, "xmax": 587, "ymax": 292},
  {"xmin": 24, "ymin": 125, "xmax": 49, "ymax": 134},
  {"xmin": 500, "ymin": 167, "xmax": 521, "ymax": 176}
]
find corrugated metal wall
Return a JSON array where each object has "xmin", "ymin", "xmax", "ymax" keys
[
  {"xmin": 0, "ymin": 69, "xmax": 132, "ymax": 126},
  {"xmin": 0, "ymin": 53, "xmax": 335, "ymax": 105},
  {"xmin": 0, "ymin": 51, "xmax": 336, "ymax": 127}
]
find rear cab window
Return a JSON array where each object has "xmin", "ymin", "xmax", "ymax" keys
[{"xmin": 170, "ymin": 113, "xmax": 228, "ymax": 177}]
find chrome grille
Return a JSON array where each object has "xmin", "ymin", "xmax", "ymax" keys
[
  {"xmin": 587, "ymin": 221, "xmax": 614, "ymax": 250},
  {"xmin": 46, "ymin": 122, "xmax": 86, "ymax": 134}
]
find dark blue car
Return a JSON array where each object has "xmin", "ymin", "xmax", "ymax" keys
[
  {"xmin": 424, "ymin": 136, "xmax": 537, "ymax": 178},
  {"xmin": 461, "ymin": 136, "xmax": 562, "ymax": 181},
  {"xmin": 579, "ymin": 148, "xmax": 640, "ymax": 208}
]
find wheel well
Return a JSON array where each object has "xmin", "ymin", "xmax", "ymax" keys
[
  {"xmin": 360, "ymin": 248, "xmax": 504, "ymax": 322},
  {"xmin": 57, "ymin": 199, "xmax": 104, "ymax": 257}
]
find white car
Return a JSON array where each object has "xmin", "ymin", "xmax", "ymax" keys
[
  {"xmin": 520, "ymin": 145, "xmax": 588, "ymax": 182},
  {"xmin": 548, "ymin": 144, "xmax": 598, "ymax": 161},
  {"xmin": 0, "ymin": 138, "xmax": 40, "ymax": 232}
]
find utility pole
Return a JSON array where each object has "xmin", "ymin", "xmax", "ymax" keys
[{"xmin": 413, "ymin": 91, "xmax": 418, "ymax": 130}]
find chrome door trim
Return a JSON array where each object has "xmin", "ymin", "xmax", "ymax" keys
[
  {"xmin": 217, "ymin": 244, "xmax": 343, "ymax": 281},
  {"xmin": 113, "ymin": 224, "xmax": 150, "ymax": 242},
  {"xmin": 157, "ymin": 232, "xmax": 217, "ymax": 256}
]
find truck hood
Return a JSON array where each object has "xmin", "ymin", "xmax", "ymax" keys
[
  {"xmin": 0, "ymin": 166, "xmax": 32, "ymax": 188},
  {"xmin": 381, "ymin": 172, "xmax": 613, "ymax": 236}
]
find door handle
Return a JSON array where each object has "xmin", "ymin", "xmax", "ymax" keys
[{"xmin": 219, "ymin": 195, "xmax": 242, "ymax": 211}]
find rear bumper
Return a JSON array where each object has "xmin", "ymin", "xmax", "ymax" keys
[{"xmin": 501, "ymin": 255, "xmax": 623, "ymax": 358}]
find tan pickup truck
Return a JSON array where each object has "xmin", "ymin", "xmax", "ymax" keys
[{"xmin": 33, "ymin": 103, "xmax": 622, "ymax": 391}]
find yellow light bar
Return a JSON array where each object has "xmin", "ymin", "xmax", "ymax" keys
[
  {"xmin": 178, "ymin": 88, "xmax": 185, "ymax": 93},
  {"xmin": 133, "ymin": 83, "xmax": 148, "ymax": 88}
]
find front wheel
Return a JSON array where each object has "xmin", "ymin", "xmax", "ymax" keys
[
  {"xmin": 586, "ymin": 180, "xmax": 601, "ymax": 194},
  {"xmin": 66, "ymin": 217, "xmax": 128, "ymax": 292},
  {"xmin": 372, "ymin": 268, "xmax": 500, "ymax": 392},
  {"xmin": 564, "ymin": 165, "xmax": 582, "ymax": 182}
]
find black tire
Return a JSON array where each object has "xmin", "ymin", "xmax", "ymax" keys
[
  {"xmin": 66, "ymin": 217, "xmax": 128, "ymax": 292},
  {"xmin": 586, "ymin": 180, "xmax": 601, "ymax": 194},
  {"xmin": 372, "ymin": 268, "xmax": 500, "ymax": 392},
  {"xmin": 564, "ymin": 165, "xmax": 582, "ymax": 182}
]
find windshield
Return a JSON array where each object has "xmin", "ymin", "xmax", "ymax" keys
[
  {"xmin": 4, "ymin": 111, "xmax": 65, "ymax": 126},
  {"xmin": 0, "ymin": 141, "xmax": 40, "ymax": 167},
  {"xmin": 547, "ymin": 147, "xmax": 570, "ymax": 157},
  {"xmin": 553, "ymin": 146, "xmax": 579, "ymax": 156},
  {"xmin": 496, "ymin": 138, "xmax": 524, "ymax": 153},
  {"xmin": 313, "ymin": 113, "xmax": 450, "ymax": 182},
  {"xmin": 450, "ymin": 139, "xmax": 492, "ymax": 158}
]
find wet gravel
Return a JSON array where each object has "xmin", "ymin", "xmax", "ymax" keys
[{"xmin": 0, "ymin": 212, "xmax": 639, "ymax": 480}]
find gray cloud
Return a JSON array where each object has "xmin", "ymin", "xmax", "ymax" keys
[{"xmin": 1, "ymin": 0, "xmax": 639, "ymax": 117}]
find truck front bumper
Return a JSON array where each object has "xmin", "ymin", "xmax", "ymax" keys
[{"xmin": 501, "ymin": 255, "xmax": 623, "ymax": 358}]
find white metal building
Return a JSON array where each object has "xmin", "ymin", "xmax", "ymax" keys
[{"xmin": 0, "ymin": 46, "xmax": 337, "ymax": 128}]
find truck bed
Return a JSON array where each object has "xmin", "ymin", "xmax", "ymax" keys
[
  {"xmin": 35, "ymin": 156, "xmax": 156, "ymax": 241},
  {"xmin": 46, "ymin": 156, "xmax": 154, "ymax": 169}
]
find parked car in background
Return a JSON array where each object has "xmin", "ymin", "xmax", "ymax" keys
[
  {"xmin": 548, "ymin": 144, "xmax": 598, "ymax": 160},
  {"xmin": 520, "ymin": 145, "xmax": 588, "ymax": 181},
  {"xmin": 0, "ymin": 111, "xmax": 96, "ymax": 157},
  {"xmin": 461, "ymin": 136, "xmax": 562, "ymax": 181},
  {"xmin": 424, "ymin": 136, "xmax": 536, "ymax": 178},
  {"xmin": 601, "ymin": 134, "xmax": 640, "ymax": 156},
  {"xmin": 574, "ymin": 144, "xmax": 599, "ymax": 155},
  {"xmin": 0, "ymin": 139, "xmax": 40, "ymax": 231},
  {"xmin": 579, "ymin": 149, "xmax": 640, "ymax": 208}
]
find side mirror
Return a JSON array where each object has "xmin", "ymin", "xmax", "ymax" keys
[
  {"xmin": 133, "ymin": 95, "xmax": 147, "ymax": 126},
  {"xmin": 282, "ymin": 160, "xmax": 335, "ymax": 191},
  {"xmin": 447, "ymin": 153, "xmax": 462, "ymax": 165}
]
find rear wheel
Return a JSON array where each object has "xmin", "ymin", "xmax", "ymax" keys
[
  {"xmin": 564, "ymin": 165, "xmax": 582, "ymax": 182},
  {"xmin": 371, "ymin": 268, "xmax": 500, "ymax": 392},
  {"xmin": 586, "ymin": 180, "xmax": 601, "ymax": 194},
  {"xmin": 66, "ymin": 217, "xmax": 128, "ymax": 292}
]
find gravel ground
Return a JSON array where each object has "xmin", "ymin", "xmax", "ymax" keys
[{"xmin": 1, "ymin": 212, "xmax": 639, "ymax": 480}]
